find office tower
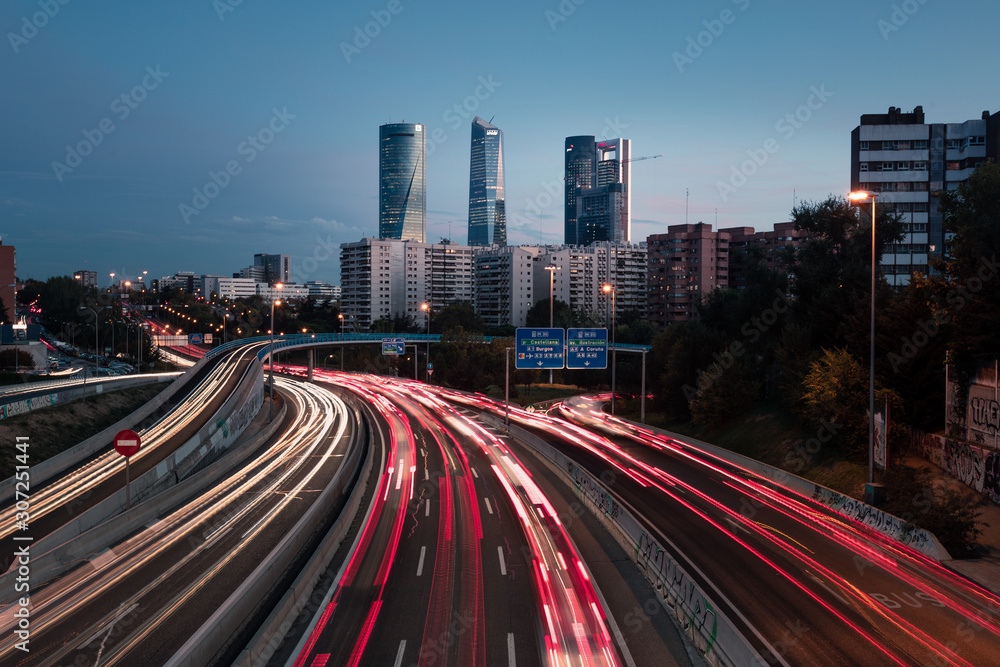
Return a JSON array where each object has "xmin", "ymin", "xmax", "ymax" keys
[
  {"xmin": 468, "ymin": 116, "xmax": 507, "ymax": 246},
  {"xmin": 254, "ymin": 253, "xmax": 291, "ymax": 285},
  {"xmin": 564, "ymin": 136, "xmax": 631, "ymax": 245},
  {"xmin": 850, "ymin": 106, "xmax": 1000, "ymax": 286},
  {"xmin": 380, "ymin": 122, "xmax": 426, "ymax": 242}
]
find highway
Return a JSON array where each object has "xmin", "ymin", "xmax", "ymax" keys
[
  {"xmin": 284, "ymin": 370, "xmax": 622, "ymax": 667},
  {"xmin": 0, "ymin": 342, "xmax": 265, "ymax": 567},
  {"xmin": 515, "ymin": 394, "xmax": 1000, "ymax": 666},
  {"xmin": 0, "ymin": 377, "xmax": 355, "ymax": 665}
]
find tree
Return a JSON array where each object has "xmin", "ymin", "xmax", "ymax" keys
[
  {"xmin": 784, "ymin": 196, "xmax": 904, "ymax": 353},
  {"xmin": 799, "ymin": 348, "xmax": 871, "ymax": 460},
  {"xmin": 934, "ymin": 160, "xmax": 1000, "ymax": 362},
  {"xmin": 650, "ymin": 321, "xmax": 727, "ymax": 421},
  {"xmin": 433, "ymin": 301, "xmax": 485, "ymax": 334},
  {"xmin": 525, "ymin": 298, "xmax": 574, "ymax": 329}
]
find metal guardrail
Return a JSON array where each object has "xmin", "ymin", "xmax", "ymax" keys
[{"xmin": 205, "ymin": 333, "xmax": 651, "ymax": 363}]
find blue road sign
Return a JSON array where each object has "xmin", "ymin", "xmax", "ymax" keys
[
  {"xmin": 567, "ymin": 328, "xmax": 607, "ymax": 369},
  {"xmin": 515, "ymin": 328, "xmax": 564, "ymax": 370},
  {"xmin": 189, "ymin": 333, "xmax": 203, "ymax": 345},
  {"xmin": 381, "ymin": 337, "xmax": 405, "ymax": 355}
]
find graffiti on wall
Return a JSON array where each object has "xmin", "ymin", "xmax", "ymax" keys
[
  {"xmin": 811, "ymin": 486, "xmax": 934, "ymax": 553},
  {"xmin": 635, "ymin": 531, "xmax": 718, "ymax": 656}
]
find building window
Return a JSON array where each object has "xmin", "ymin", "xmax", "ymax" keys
[
  {"xmin": 859, "ymin": 163, "xmax": 869, "ymax": 172},
  {"xmin": 859, "ymin": 141, "xmax": 870, "ymax": 151},
  {"xmin": 947, "ymin": 162, "xmax": 961, "ymax": 170},
  {"xmin": 947, "ymin": 139, "xmax": 960, "ymax": 150},
  {"xmin": 913, "ymin": 140, "xmax": 928, "ymax": 150},
  {"xmin": 913, "ymin": 162, "xmax": 927, "ymax": 171}
]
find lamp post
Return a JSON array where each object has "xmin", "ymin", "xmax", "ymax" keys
[
  {"xmin": 544, "ymin": 264, "xmax": 559, "ymax": 384},
  {"xmin": 603, "ymin": 283, "xmax": 616, "ymax": 414},
  {"xmin": 421, "ymin": 302, "xmax": 430, "ymax": 383},
  {"xmin": 338, "ymin": 313, "xmax": 345, "ymax": 371},
  {"xmin": 849, "ymin": 190, "xmax": 878, "ymax": 489},
  {"xmin": 269, "ymin": 283, "xmax": 283, "ymax": 421},
  {"xmin": 80, "ymin": 305, "xmax": 108, "ymax": 384}
]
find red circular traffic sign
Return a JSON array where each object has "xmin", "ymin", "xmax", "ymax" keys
[{"xmin": 114, "ymin": 429, "xmax": 141, "ymax": 457}]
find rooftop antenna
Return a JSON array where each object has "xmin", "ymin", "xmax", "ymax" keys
[
  {"xmin": 715, "ymin": 208, "xmax": 718, "ymax": 227},
  {"xmin": 793, "ymin": 188, "xmax": 797, "ymax": 210},
  {"xmin": 488, "ymin": 115, "xmax": 495, "ymax": 124},
  {"xmin": 685, "ymin": 188, "xmax": 689, "ymax": 225}
]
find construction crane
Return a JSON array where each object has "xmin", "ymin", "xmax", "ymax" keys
[{"xmin": 617, "ymin": 154, "xmax": 663, "ymax": 243}]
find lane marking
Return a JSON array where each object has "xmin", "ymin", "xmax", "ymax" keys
[
  {"xmin": 471, "ymin": 467, "xmax": 479, "ymax": 478},
  {"xmin": 416, "ymin": 546, "xmax": 427, "ymax": 576},
  {"xmin": 425, "ymin": 500, "xmax": 431, "ymax": 516},
  {"xmin": 395, "ymin": 458, "xmax": 404, "ymax": 490},
  {"xmin": 498, "ymin": 546, "xmax": 507, "ymax": 576},
  {"xmin": 425, "ymin": 469, "xmax": 429, "ymax": 481},
  {"xmin": 508, "ymin": 632, "xmax": 516, "ymax": 667},
  {"xmin": 484, "ymin": 497, "xmax": 494, "ymax": 515},
  {"xmin": 393, "ymin": 640, "xmax": 406, "ymax": 667}
]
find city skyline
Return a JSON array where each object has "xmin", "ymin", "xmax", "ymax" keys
[{"xmin": 3, "ymin": 0, "xmax": 999, "ymax": 285}]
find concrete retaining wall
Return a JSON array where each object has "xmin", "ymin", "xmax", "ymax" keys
[
  {"xmin": 0, "ymin": 366, "xmax": 204, "ymax": 504},
  {"xmin": 167, "ymin": 400, "xmax": 371, "ymax": 667},
  {"xmin": 0, "ymin": 373, "xmax": 179, "ymax": 421},
  {"xmin": 481, "ymin": 411, "xmax": 765, "ymax": 667},
  {"xmin": 0, "ymin": 398, "xmax": 287, "ymax": 603},
  {"xmin": 15, "ymin": 359, "xmax": 265, "ymax": 562}
]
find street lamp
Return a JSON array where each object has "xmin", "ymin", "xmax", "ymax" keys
[
  {"xmin": 338, "ymin": 313, "xmax": 345, "ymax": 371},
  {"xmin": 603, "ymin": 283, "xmax": 616, "ymax": 415},
  {"xmin": 421, "ymin": 302, "xmax": 430, "ymax": 383},
  {"xmin": 109, "ymin": 272, "xmax": 116, "ymax": 296},
  {"xmin": 849, "ymin": 190, "xmax": 878, "ymax": 491},
  {"xmin": 269, "ymin": 283, "xmax": 283, "ymax": 421},
  {"xmin": 544, "ymin": 264, "xmax": 559, "ymax": 384}
]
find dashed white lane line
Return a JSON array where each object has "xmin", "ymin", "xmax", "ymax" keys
[
  {"xmin": 425, "ymin": 500, "xmax": 431, "ymax": 517},
  {"xmin": 498, "ymin": 546, "xmax": 507, "ymax": 576},
  {"xmin": 416, "ymin": 546, "xmax": 427, "ymax": 576},
  {"xmin": 508, "ymin": 632, "xmax": 516, "ymax": 666},
  {"xmin": 484, "ymin": 497, "xmax": 494, "ymax": 514},
  {"xmin": 393, "ymin": 640, "xmax": 406, "ymax": 667}
]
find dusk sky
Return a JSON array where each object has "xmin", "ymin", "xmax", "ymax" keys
[{"xmin": 3, "ymin": 0, "xmax": 998, "ymax": 287}]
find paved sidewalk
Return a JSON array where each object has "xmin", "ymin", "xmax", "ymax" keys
[{"xmin": 901, "ymin": 454, "xmax": 1000, "ymax": 594}]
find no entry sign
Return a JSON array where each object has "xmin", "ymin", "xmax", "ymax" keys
[{"xmin": 114, "ymin": 429, "xmax": 141, "ymax": 457}]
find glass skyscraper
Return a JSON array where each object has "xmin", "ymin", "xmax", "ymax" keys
[
  {"xmin": 467, "ymin": 116, "xmax": 506, "ymax": 246},
  {"xmin": 379, "ymin": 123, "xmax": 425, "ymax": 242},
  {"xmin": 564, "ymin": 135, "xmax": 631, "ymax": 245}
]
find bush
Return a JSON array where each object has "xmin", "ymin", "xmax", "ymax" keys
[{"xmin": 881, "ymin": 464, "xmax": 985, "ymax": 555}]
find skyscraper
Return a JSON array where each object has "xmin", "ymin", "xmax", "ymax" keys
[
  {"xmin": 379, "ymin": 122, "xmax": 426, "ymax": 242},
  {"xmin": 564, "ymin": 136, "xmax": 596, "ymax": 246},
  {"xmin": 468, "ymin": 116, "xmax": 506, "ymax": 246},
  {"xmin": 564, "ymin": 136, "xmax": 631, "ymax": 245}
]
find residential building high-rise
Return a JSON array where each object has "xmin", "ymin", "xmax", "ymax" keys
[
  {"xmin": 473, "ymin": 245, "xmax": 545, "ymax": 328},
  {"xmin": 535, "ymin": 243, "xmax": 647, "ymax": 324},
  {"xmin": 647, "ymin": 223, "xmax": 729, "ymax": 326},
  {"xmin": 720, "ymin": 222, "xmax": 811, "ymax": 290},
  {"xmin": 73, "ymin": 270, "xmax": 98, "ymax": 290},
  {"xmin": 380, "ymin": 122, "xmax": 426, "ymax": 242},
  {"xmin": 340, "ymin": 238, "xmax": 473, "ymax": 330},
  {"xmin": 564, "ymin": 136, "xmax": 632, "ymax": 245},
  {"xmin": 468, "ymin": 116, "xmax": 506, "ymax": 246},
  {"xmin": 850, "ymin": 105, "xmax": 1000, "ymax": 286}
]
